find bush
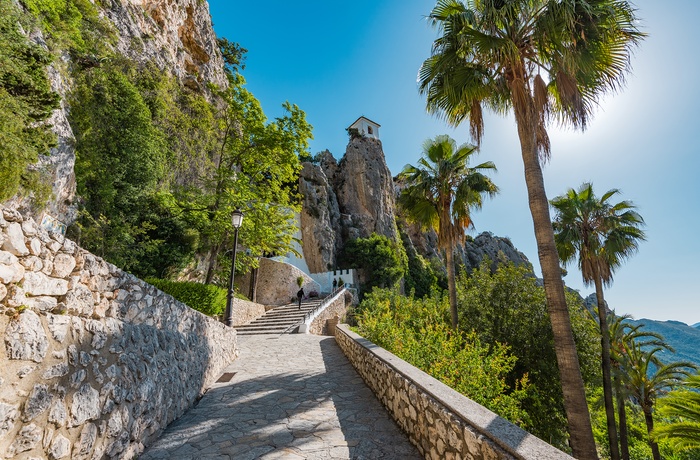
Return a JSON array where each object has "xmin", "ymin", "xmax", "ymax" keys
[
  {"xmin": 146, "ymin": 278, "xmax": 227, "ymax": 317},
  {"xmin": 355, "ymin": 288, "xmax": 531, "ymax": 425}
]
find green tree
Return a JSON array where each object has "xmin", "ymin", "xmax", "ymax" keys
[
  {"xmin": 457, "ymin": 259, "xmax": 600, "ymax": 447},
  {"xmin": 654, "ymin": 373, "xmax": 700, "ymax": 453},
  {"xmin": 419, "ymin": 1, "xmax": 644, "ymax": 455},
  {"xmin": 0, "ymin": 0, "xmax": 59, "ymax": 203},
  {"xmin": 355, "ymin": 288, "xmax": 530, "ymax": 424},
  {"xmin": 397, "ymin": 134, "xmax": 497, "ymax": 329},
  {"xmin": 552, "ymin": 183, "xmax": 646, "ymax": 460},
  {"xmin": 622, "ymin": 343, "xmax": 696, "ymax": 460},
  {"xmin": 343, "ymin": 233, "xmax": 408, "ymax": 293},
  {"xmin": 608, "ymin": 314, "xmax": 666, "ymax": 460}
]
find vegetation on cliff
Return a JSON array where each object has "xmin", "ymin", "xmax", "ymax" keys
[{"xmin": 0, "ymin": 0, "xmax": 59, "ymax": 203}]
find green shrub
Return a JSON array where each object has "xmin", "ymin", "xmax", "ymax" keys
[
  {"xmin": 146, "ymin": 278, "xmax": 226, "ymax": 317},
  {"xmin": 355, "ymin": 288, "xmax": 531, "ymax": 426}
]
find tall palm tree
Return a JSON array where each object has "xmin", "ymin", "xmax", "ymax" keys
[
  {"xmin": 608, "ymin": 314, "xmax": 665, "ymax": 460},
  {"xmin": 418, "ymin": 1, "xmax": 644, "ymax": 457},
  {"xmin": 551, "ymin": 183, "xmax": 646, "ymax": 460},
  {"xmin": 621, "ymin": 343, "xmax": 696, "ymax": 460},
  {"xmin": 397, "ymin": 134, "xmax": 497, "ymax": 329},
  {"xmin": 653, "ymin": 373, "xmax": 700, "ymax": 452}
]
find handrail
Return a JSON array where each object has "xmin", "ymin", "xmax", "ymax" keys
[
  {"xmin": 277, "ymin": 288, "xmax": 346, "ymax": 335},
  {"xmin": 302, "ymin": 287, "xmax": 346, "ymax": 324}
]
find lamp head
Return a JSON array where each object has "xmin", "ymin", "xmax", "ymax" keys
[{"xmin": 231, "ymin": 209, "xmax": 244, "ymax": 228}]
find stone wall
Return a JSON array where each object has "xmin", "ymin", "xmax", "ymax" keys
[
  {"xmin": 229, "ymin": 298, "xmax": 266, "ymax": 327},
  {"xmin": 335, "ymin": 325, "xmax": 573, "ymax": 460},
  {"xmin": 307, "ymin": 290, "xmax": 349, "ymax": 336},
  {"xmin": 0, "ymin": 207, "xmax": 238, "ymax": 459},
  {"xmin": 239, "ymin": 258, "xmax": 320, "ymax": 306}
]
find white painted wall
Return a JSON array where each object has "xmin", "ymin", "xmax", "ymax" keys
[{"xmin": 349, "ymin": 118, "xmax": 380, "ymax": 140}]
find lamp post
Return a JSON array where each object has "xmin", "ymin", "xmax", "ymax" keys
[{"xmin": 225, "ymin": 209, "xmax": 244, "ymax": 327}]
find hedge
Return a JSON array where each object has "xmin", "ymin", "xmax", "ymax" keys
[{"xmin": 146, "ymin": 278, "xmax": 227, "ymax": 317}]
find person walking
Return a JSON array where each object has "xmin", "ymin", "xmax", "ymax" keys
[
  {"xmin": 332, "ymin": 278, "xmax": 338, "ymax": 292},
  {"xmin": 297, "ymin": 287, "xmax": 304, "ymax": 310}
]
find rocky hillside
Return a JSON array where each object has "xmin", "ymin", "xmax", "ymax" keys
[
  {"xmin": 7, "ymin": 0, "xmax": 225, "ymax": 226},
  {"xmin": 299, "ymin": 136, "xmax": 532, "ymax": 275}
]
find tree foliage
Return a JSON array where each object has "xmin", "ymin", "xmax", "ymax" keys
[
  {"xmin": 419, "ymin": 1, "xmax": 644, "ymax": 454},
  {"xmin": 398, "ymin": 134, "xmax": 497, "ymax": 329},
  {"xmin": 552, "ymin": 183, "xmax": 646, "ymax": 460},
  {"xmin": 0, "ymin": 0, "xmax": 59, "ymax": 203},
  {"xmin": 355, "ymin": 288, "xmax": 531, "ymax": 425},
  {"xmin": 456, "ymin": 259, "xmax": 599, "ymax": 448},
  {"xmin": 655, "ymin": 374, "xmax": 700, "ymax": 453},
  {"xmin": 342, "ymin": 233, "xmax": 408, "ymax": 294}
]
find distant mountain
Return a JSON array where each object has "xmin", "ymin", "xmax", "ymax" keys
[
  {"xmin": 626, "ymin": 318, "xmax": 700, "ymax": 368},
  {"xmin": 692, "ymin": 322, "xmax": 700, "ymax": 329}
]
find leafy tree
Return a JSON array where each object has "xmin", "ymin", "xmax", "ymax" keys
[
  {"xmin": 343, "ymin": 233, "xmax": 408, "ymax": 293},
  {"xmin": 355, "ymin": 288, "xmax": 530, "ymax": 425},
  {"xmin": 552, "ymin": 183, "xmax": 646, "ymax": 460},
  {"xmin": 654, "ymin": 373, "xmax": 700, "ymax": 453},
  {"xmin": 621, "ymin": 343, "xmax": 696, "ymax": 460},
  {"xmin": 457, "ymin": 259, "xmax": 600, "ymax": 447},
  {"xmin": 398, "ymin": 225, "xmax": 441, "ymax": 298},
  {"xmin": 0, "ymin": 0, "xmax": 59, "ymax": 203},
  {"xmin": 397, "ymin": 134, "xmax": 497, "ymax": 329},
  {"xmin": 419, "ymin": 1, "xmax": 644, "ymax": 455},
  {"xmin": 608, "ymin": 314, "xmax": 666, "ymax": 460}
]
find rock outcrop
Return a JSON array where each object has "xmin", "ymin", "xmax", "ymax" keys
[
  {"xmin": 334, "ymin": 137, "xmax": 398, "ymax": 242},
  {"xmin": 299, "ymin": 137, "xmax": 401, "ymax": 273},
  {"xmin": 9, "ymin": 0, "xmax": 226, "ymax": 226},
  {"xmin": 299, "ymin": 136, "xmax": 533, "ymax": 277},
  {"xmin": 299, "ymin": 162, "xmax": 340, "ymax": 273}
]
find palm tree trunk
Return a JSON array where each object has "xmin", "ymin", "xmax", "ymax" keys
[
  {"xmin": 445, "ymin": 247, "xmax": 458, "ymax": 329},
  {"xmin": 615, "ymin": 375, "xmax": 630, "ymax": 460},
  {"xmin": 595, "ymin": 277, "xmax": 620, "ymax": 460},
  {"xmin": 511, "ymin": 85, "xmax": 598, "ymax": 459},
  {"xmin": 643, "ymin": 407, "xmax": 661, "ymax": 460}
]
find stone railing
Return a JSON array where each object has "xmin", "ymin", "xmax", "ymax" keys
[
  {"xmin": 0, "ymin": 207, "xmax": 238, "ymax": 459},
  {"xmin": 305, "ymin": 288, "xmax": 348, "ymax": 335},
  {"xmin": 335, "ymin": 324, "xmax": 574, "ymax": 460}
]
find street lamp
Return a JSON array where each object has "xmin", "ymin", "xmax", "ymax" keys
[{"xmin": 225, "ymin": 209, "xmax": 244, "ymax": 327}]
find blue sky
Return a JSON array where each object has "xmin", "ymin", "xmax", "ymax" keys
[{"xmin": 208, "ymin": 1, "xmax": 700, "ymax": 325}]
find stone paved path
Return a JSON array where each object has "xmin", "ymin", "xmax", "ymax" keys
[{"xmin": 140, "ymin": 334, "xmax": 422, "ymax": 459}]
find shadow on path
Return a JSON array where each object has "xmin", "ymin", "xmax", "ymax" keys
[{"xmin": 140, "ymin": 335, "xmax": 420, "ymax": 460}]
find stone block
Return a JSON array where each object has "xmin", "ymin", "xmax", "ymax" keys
[
  {"xmin": 4, "ymin": 310, "xmax": 49, "ymax": 362},
  {"xmin": 29, "ymin": 237, "xmax": 42, "ymax": 256},
  {"xmin": 49, "ymin": 434, "xmax": 71, "ymax": 459},
  {"xmin": 9, "ymin": 423, "xmax": 42, "ymax": 454},
  {"xmin": 52, "ymin": 253, "xmax": 76, "ymax": 278},
  {"xmin": 22, "ymin": 271, "xmax": 69, "ymax": 296},
  {"xmin": 2, "ymin": 222, "xmax": 29, "ymax": 256},
  {"xmin": 70, "ymin": 384, "xmax": 100, "ymax": 426},
  {"xmin": 0, "ymin": 250, "xmax": 24, "ymax": 283},
  {"xmin": 25, "ymin": 295, "xmax": 59, "ymax": 312},
  {"xmin": 23, "ymin": 384, "xmax": 52, "ymax": 422}
]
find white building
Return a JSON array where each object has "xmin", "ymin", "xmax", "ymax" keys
[{"xmin": 347, "ymin": 116, "xmax": 380, "ymax": 140}]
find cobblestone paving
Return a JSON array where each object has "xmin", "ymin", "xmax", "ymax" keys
[{"xmin": 140, "ymin": 334, "xmax": 421, "ymax": 459}]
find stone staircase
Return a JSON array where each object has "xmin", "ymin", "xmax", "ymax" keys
[{"xmin": 234, "ymin": 298, "xmax": 324, "ymax": 335}]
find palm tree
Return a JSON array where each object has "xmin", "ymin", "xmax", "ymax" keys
[
  {"xmin": 418, "ymin": 1, "xmax": 644, "ymax": 457},
  {"xmin": 608, "ymin": 314, "xmax": 665, "ymax": 460},
  {"xmin": 621, "ymin": 343, "xmax": 696, "ymax": 460},
  {"xmin": 397, "ymin": 134, "xmax": 497, "ymax": 329},
  {"xmin": 551, "ymin": 183, "xmax": 646, "ymax": 459},
  {"xmin": 653, "ymin": 373, "xmax": 700, "ymax": 452}
]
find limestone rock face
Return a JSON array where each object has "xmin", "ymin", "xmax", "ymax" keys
[
  {"xmin": 335, "ymin": 137, "xmax": 398, "ymax": 243},
  {"xmin": 8, "ymin": 0, "xmax": 226, "ymax": 225},
  {"xmin": 298, "ymin": 162, "xmax": 340, "ymax": 273},
  {"xmin": 102, "ymin": 0, "xmax": 226, "ymax": 91},
  {"xmin": 460, "ymin": 232, "xmax": 532, "ymax": 273}
]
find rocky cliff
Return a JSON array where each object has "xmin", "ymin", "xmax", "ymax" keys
[
  {"xmin": 11, "ymin": 0, "xmax": 225, "ymax": 226},
  {"xmin": 299, "ymin": 138, "xmax": 399, "ymax": 273},
  {"xmin": 299, "ymin": 136, "xmax": 532, "ymax": 276}
]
